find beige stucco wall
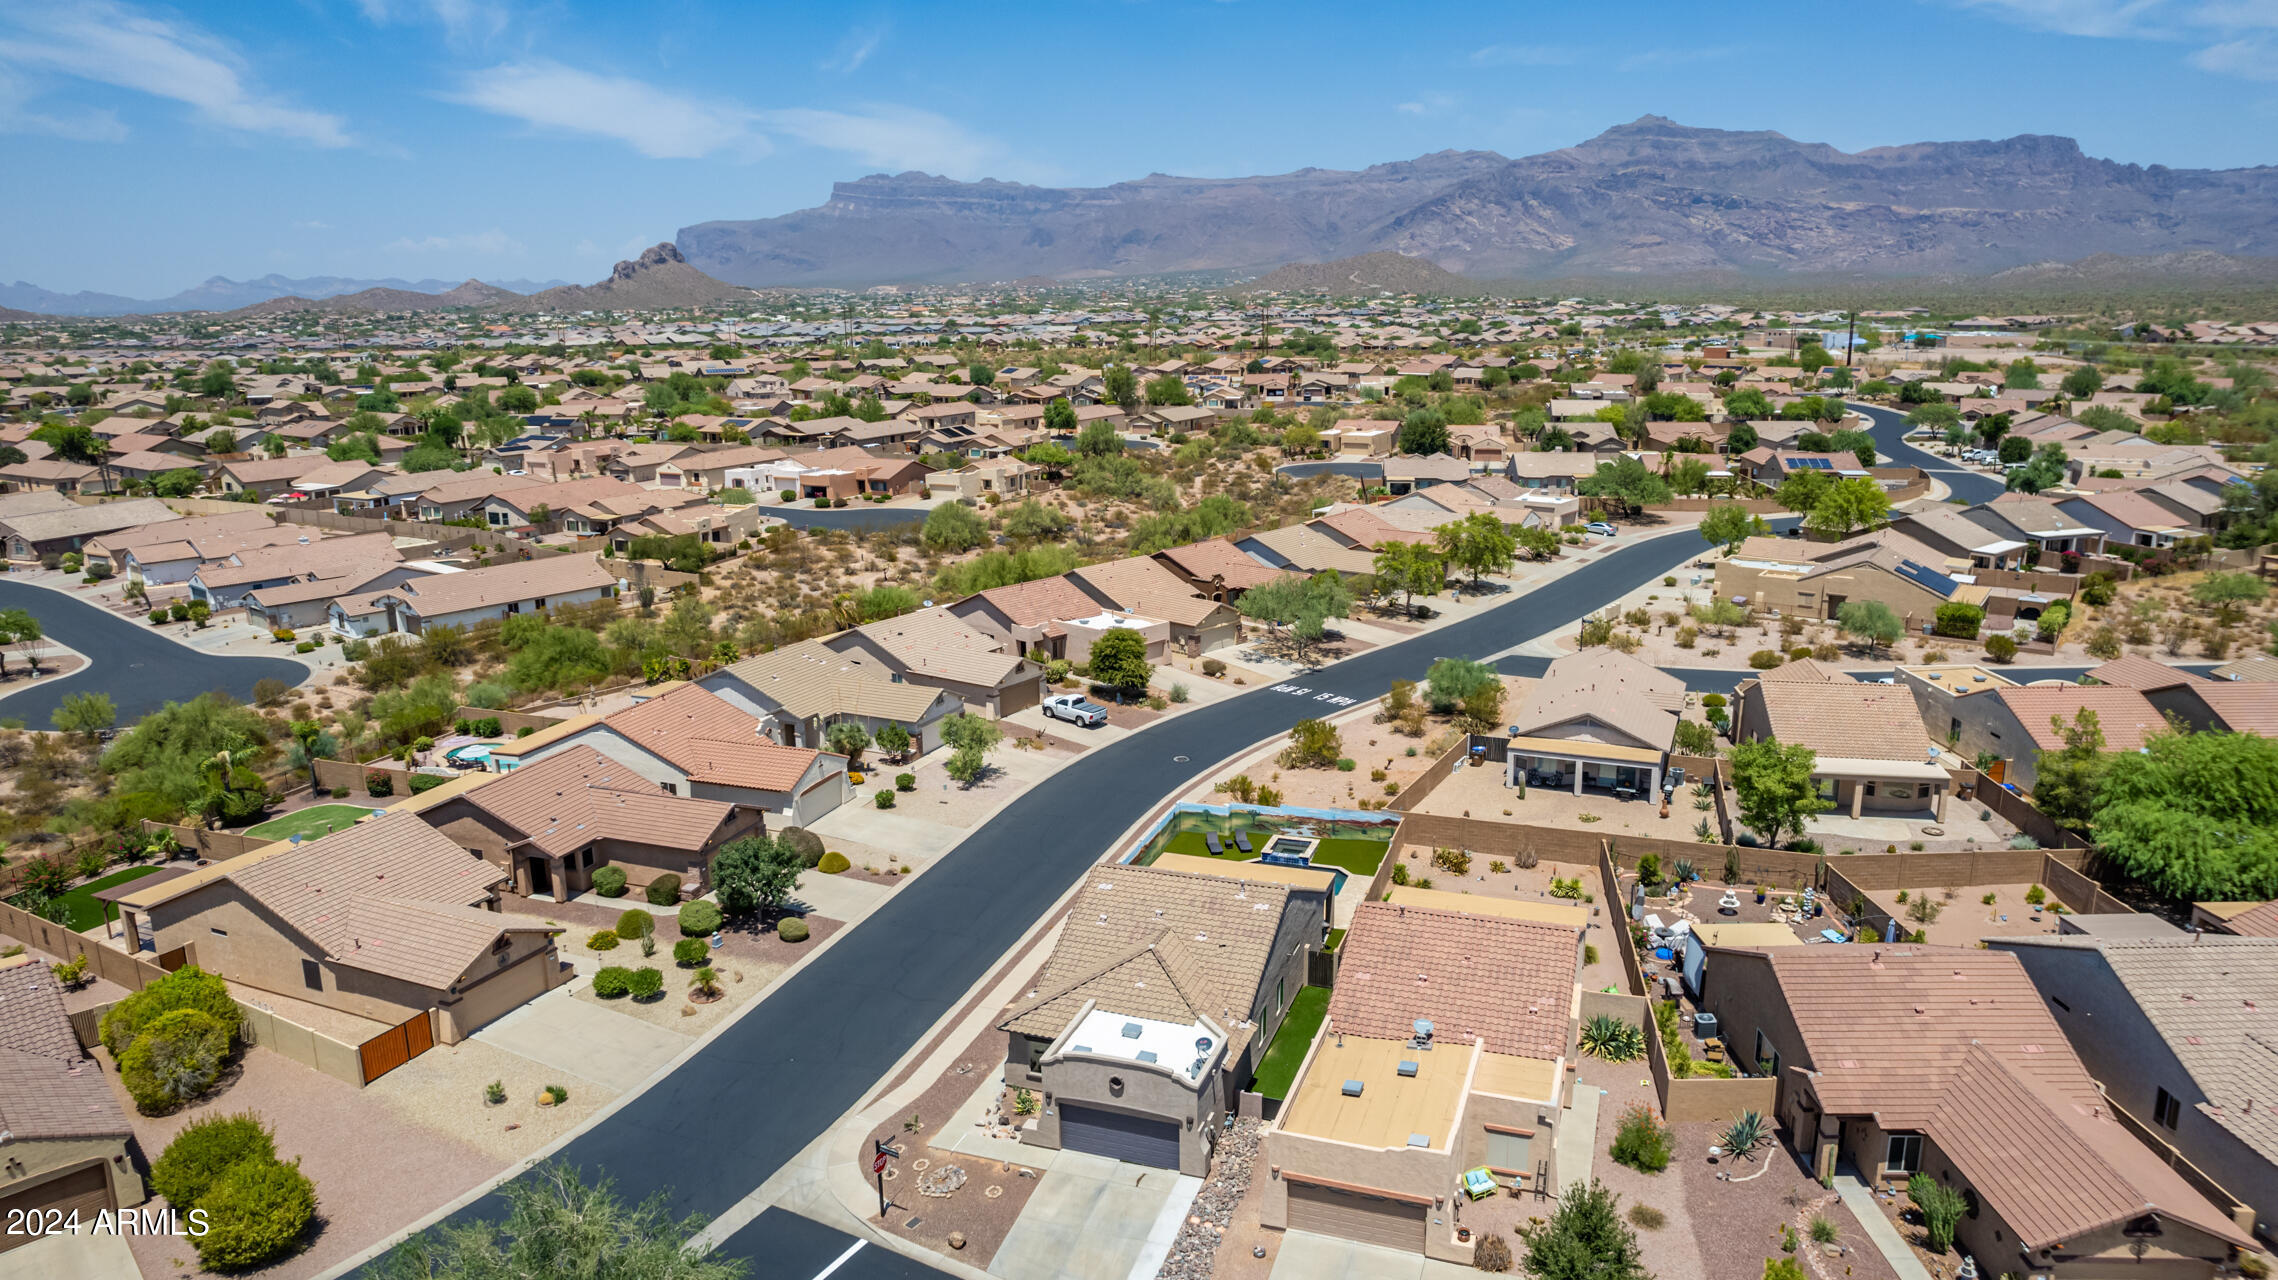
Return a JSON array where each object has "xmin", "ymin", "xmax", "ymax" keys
[{"xmin": 0, "ymin": 1137, "xmax": 144, "ymax": 1215}]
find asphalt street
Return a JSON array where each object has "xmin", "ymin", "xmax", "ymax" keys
[
  {"xmin": 405, "ymin": 527, "xmax": 1725, "ymax": 1278},
  {"xmin": 0, "ymin": 580, "xmax": 309, "ymax": 725}
]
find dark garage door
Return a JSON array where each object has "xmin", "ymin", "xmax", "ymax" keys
[
  {"xmin": 0, "ymin": 1164, "xmax": 115, "ymax": 1253},
  {"xmin": 1059, "ymin": 1104, "xmax": 1180, "ymax": 1168},
  {"xmin": 1285, "ymin": 1178, "xmax": 1428, "ymax": 1253}
]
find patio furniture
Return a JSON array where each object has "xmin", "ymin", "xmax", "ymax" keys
[
  {"xmin": 1233, "ymin": 830, "xmax": 1253, "ymax": 854},
  {"xmin": 1819, "ymin": 928, "xmax": 1848, "ymax": 944},
  {"xmin": 1460, "ymin": 1167, "xmax": 1497, "ymax": 1201},
  {"xmin": 1205, "ymin": 833, "xmax": 1224, "ymax": 855},
  {"xmin": 1702, "ymin": 1037, "xmax": 1726, "ymax": 1063},
  {"xmin": 1613, "ymin": 785, "xmax": 1638, "ymax": 801}
]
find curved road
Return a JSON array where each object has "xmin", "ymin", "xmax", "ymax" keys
[
  {"xmin": 0, "ymin": 580, "xmax": 308, "ymax": 725},
  {"xmin": 407, "ymin": 528, "xmax": 1726, "ymax": 1276}
]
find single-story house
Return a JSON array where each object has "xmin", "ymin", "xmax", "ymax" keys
[
  {"xmin": 329, "ymin": 553, "xmax": 617, "ymax": 637},
  {"xmin": 1505, "ymin": 649, "xmax": 1681, "ymax": 798},
  {"xmin": 0, "ymin": 959, "xmax": 145, "ymax": 1247},
  {"xmin": 1730, "ymin": 660, "xmax": 1951, "ymax": 821},
  {"xmin": 824, "ymin": 608, "xmax": 1046, "ymax": 717},
  {"xmin": 700, "ymin": 638, "xmax": 961, "ymax": 756}
]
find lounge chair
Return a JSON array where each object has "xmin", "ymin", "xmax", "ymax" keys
[
  {"xmin": 1233, "ymin": 830, "xmax": 1253, "ymax": 854},
  {"xmin": 1205, "ymin": 833, "xmax": 1224, "ymax": 855}
]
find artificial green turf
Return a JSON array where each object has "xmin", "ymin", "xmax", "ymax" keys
[
  {"xmin": 1324, "ymin": 928, "xmax": 1347, "ymax": 953},
  {"xmin": 1252, "ymin": 986, "xmax": 1331, "ymax": 1100},
  {"xmin": 49, "ymin": 865, "xmax": 164, "ymax": 932},
  {"xmin": 1309, "ymin": 837, "xmax": 1389, "ymax": 876},
  {"xmin": 245, "ymin": 803, "xmax": 376, "ymax": 842}
]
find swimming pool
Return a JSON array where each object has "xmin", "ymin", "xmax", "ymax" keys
[{"xmin": 445, "ymin": 743, "xmax": 494, "ymax": 765}]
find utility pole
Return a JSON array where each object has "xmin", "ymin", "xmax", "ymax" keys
[{"xmin": 1846, "ymin": 309, "xmax": 1858, "ymax": 369}]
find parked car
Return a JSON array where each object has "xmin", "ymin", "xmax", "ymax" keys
[
  {"xmin": 1585, "ymin": 521, "xmax": 1617, "ymax": 537},
  {"xmin": 1043, "ymin": 694, "xmax": 1108, "ymax": 727}
]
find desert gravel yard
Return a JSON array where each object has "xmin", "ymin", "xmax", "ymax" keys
[
  {"xmin": 573, "ymin": 957, "xmax": 785, "ymax": 1034},
  {"xmin": 117, "ymin": 1045, "xmax": 498, "ymax": 1280},
  {"xmin": 363, "ymin": 1032, "xmax": 615, "ymax": 1164}
]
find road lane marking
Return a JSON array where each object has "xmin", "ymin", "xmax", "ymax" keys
[{"xmin": 813, "ymin": 1238, "xmax": 866, "ymax": 1279}]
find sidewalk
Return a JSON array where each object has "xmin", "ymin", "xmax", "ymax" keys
[{"xmin": 1833, "ymin": 1172, "xmax": 1933, "ymax": 1280}]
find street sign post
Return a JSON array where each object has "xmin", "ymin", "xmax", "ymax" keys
[
  {"xmin": 872, "ymin": 1152, "xmax": 890, "ymax": 1175},
  {"xmin": 872, "ymin": 1140, "xmax": 901, "ymax": 1217}
]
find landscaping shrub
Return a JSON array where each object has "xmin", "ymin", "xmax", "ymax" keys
[
  {"xmin": 591, "ymin": 866, "xmax": 627, "ymax": 898},
  {"xmin": 1473, "ymin": 1231, "xmax": 1514, "ymax": 1271},
  {"xmin": 777, "ymin": 918, "xmax": 810, "ymax": 943},
  {"xmin": 586, "ymin": 929, "xmax": 619, "ymax": 951},
  {"xmin": 818, "ymin": 850, "xmax": 851, "ymax": 874},
  {"xmin": 408, "ymin": 773, "xmax": 447, "ymax": 794},
  {"xmin": 591, "ymin": 966, "xmax": 633, "ymax": 998},
  {"xmin": 1610, "ymin": 1103, "xmax": 1673, "ymax": 1173},
  {"xmin": 150, "ymin": 608, "xmax": 168, "ymax": 625},
  {"xmin": 1201, "ymin": 657, "xmax": 1227, "ymax": 677},
  {"xmin": 364, "ymin": 771, "xmax": 393, "ymax": 797},
  {"xmin": 781, "ymin": 826, "xmax": 826, "ymax": 868},
  {"xmin": 151, "ymin": 1112, "xmax": 275, "ymax": 1209},
  {"xmin": 1627, "ymin": 1204, "xmax": 1666, "ymax": 1231},
  {"xmin": 677, "ymin": 900, "xmax": 721, "ymax": 936},
  {"xmin": 120, "ymin": 1008, "xmax": 233, "ymax": 1113},
  {"xmin": 472, "ymin": 716, "xmax": 501, "ymax": 737},
  {"xmin": 628, "ymin": 967, "xmax": 664, "ymax": 1000},
  {"xmin": 194, "ymin": 1156, "xmax": 316, "ymax": 1271},
  {"xmin": 875, "ymin": 789, "xmax": 896, "ymax": 808},
  {"xmin": 1983, "ymin": 633, "xmax": 2018, "ymax": 663},
  {"xmin": 645, "ymin": 873, "xmax": 682, "ymax": 906},
  {"xmin": 896, "ymin": 772, "xmax": 916, "ymax": 791},
  {"xmin": 614, "ymin": 908, "xmax": 654, "ymax": 939},
  {"xmin": 1748, "ymin": 649, "xmax": 1781, "ymax": 669},
  {"xmin": 101, "ymin": 965, "xmax": 239, "ymax": 1060},
  {"xmin": 673, "ymin": 938, "xmax": 709, "ymax": 966},
  {"xmin": 1933, "ymin": 602, "xmax": 1984, "ymax": 639},
  {"xmin": 1335, "ymin": 757, "xmax": 1357, "ymax": 771},
  {"xmin": 1908, "ymin": 1173, "xmax": 1968, "ymax": 1253}
]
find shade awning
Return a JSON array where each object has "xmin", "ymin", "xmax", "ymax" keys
[
  {"xmin": 1507, "ymin": 736, "xmax": 1664, "ymax": 766},
  {"xmin": 1810, "ymin": 757, "xmax": 1949, "ymax": 782}
]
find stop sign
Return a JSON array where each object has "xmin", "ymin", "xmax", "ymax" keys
[{"xmin": 872, "ymin": 1152, "xmax": 890, "ymax": 1175}]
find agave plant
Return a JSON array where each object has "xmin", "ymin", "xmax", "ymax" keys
[
  {"xmin": 1579, "ymin": 1014, "xmax": 1647, "ymax": 1063},
  {"xmin": 1672, "ymin": 858, "xmax": 1698, "ymax": 884},
  {"xmin": 1720, "ymin": 1110, "xmax": 1771, "ymax": 1163}
]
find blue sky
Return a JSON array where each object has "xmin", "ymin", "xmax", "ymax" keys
[{"xmin": 1, "ymin": 0, "xmax": 2273, "ymax": 296}]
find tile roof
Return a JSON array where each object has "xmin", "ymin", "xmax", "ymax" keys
[
  {"xmin": 713, "ymin": 639, "xmax": 947, "ymax": 723},
  {"xmin": 1995, "ymin": 686, "xmax": 2167, "ymax": 752},
  {"xmin": 2216, "ymin": 901, "xmax": 2278, "ymax": 938},
  {"xmin": 970, "ymin": 575, "xmax": 1105, "ymax": 628},
  {"xmin": 1152, "ymin": 538, "xmax": 1287, "ymax": 591},
  {"xmin": 383, "ymin": 553, "xmax": 617, "ymax": 618},
  {"xmin": 1510, "ymin": 649, "xmax": 1682, "ymax": 750},
  {"xmin": 1001, "ymin": 864, "xmax": 1295, "ymax": 1043},
  {"xmin": 1240, "ymin": 523, "xmax": 1378, "ymax": 576},
  {"xmin": 1748, "ymin": 679, "xmax": 1933, "ymax": 762},
  {"xmin": 458, "ymin": 743, "xmax": 738, "ymax": 857},
  {"xmin": 1743, "ymin": 945, "xmax": 2249, "ymax": 1251},
  {"xmin": 1313, "ymin": 507, "xmax": 1433, "ymax": 550},
  {"xmin": 841, "ymin": 608, "xmax": 1030, "ymax": 688},
  {"xmin": 2087, "ymin": 656, "xmax": 2204, "ymax": 692},
  {"xmin": 2194, "ymin": 680, "xmax": 2278, "ymax": 737},
  {"xmin": 1330, "ymin": 901, "xmax": 1576, "ymax": 1060},
  {"xmin": 1071, "ymin": 556, "xmax": 1235, "ymax": 629},
  {"xmin": 602, "ymin": 683, "xmax": 823, "ymax": 792},
  {"xmin": 0, "ymin": 959, "xmax": 131, "ymax": 1141},
  {"xmin": 218, "ymin": 811, "xmax": 544, "ymax": 989}
]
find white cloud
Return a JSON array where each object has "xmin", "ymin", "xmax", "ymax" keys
[
  {"xmin": 1468, "ymin": 44, "xmax": 1578, "ymax": 66},
  {"xmin": 1950, "ymin": 0, "xmax": 2168, "ymax": 36},
  {"xmin": 0, "ymin": 68, "xmax": 126, "ymax": 141},
  {"xmin": 759, "ymin": 104, "xmax": 999, "ymax": 175},
  {"xmin": 452, "ymin": 62, "xmax": 767, "ymax": 160},
  {"xmin": 1617, "ymin": 45, "xmax": 1739, "ymax": 71},
  {"xmin": 2190, "ymin": 35, "xmax": 2278, "ymax": 74},
  {"xmin": 356, "ymin": 0, "xmax": 511, "ymax": 43},
  {"xmin": 1395, "ymin": 92, "xmax": 1458, "ymax": 116},
  {"xmin": 0, "ymin": 0, "xmax": 349, "ymax": 145},
  {"xmin": 822, "ymin": 21, "xmax": 889, "ymax": 73},
  {"xmin": 2193, "ymin": 0, "xmax": 2278, "ymax": 27},
  {"xmin": 386, "ymin": 229, "xmax": 526, "ymax": 255}
]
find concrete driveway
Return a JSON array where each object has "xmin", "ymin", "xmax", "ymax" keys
[
  {"xmin": 472, "ymin": 983, "xmax": 686, "ymax": 1092},
  {"xmin": 1266, "ymin": 1230, "xmax": 1477, "ymax": 1280},
  {"xmin": 0, "ymin": 1229, "xmax": 140, "ymax": 1280},
  {"xmin": 989, "ymin": 1150, "xmax": 1199, "ymax": 1280}
]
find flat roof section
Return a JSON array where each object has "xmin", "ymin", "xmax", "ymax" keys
[{"xmin": 1280, "ymin": 1034, "xmax": 1467, "ymax": 1151}]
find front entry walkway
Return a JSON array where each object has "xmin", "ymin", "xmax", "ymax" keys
[{"xmin": 1833, "ymin": 1171, "xmax": 1932, "ymax": 1280}]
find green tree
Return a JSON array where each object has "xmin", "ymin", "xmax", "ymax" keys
[
  {"xmin": 0, "ymin": 607, "xmax": 43, "ymax": 673},
  {"xmin": 1729, "ymin": 738, "xmax": 1832, "ymax": 850},
  {"xmin": 2093, "ymin": 730, "xmax": 2278, "ymax": 901},
  {"xmin": 51, "ymin": 691, "xmax": 116, "ymax": 738},
  {"xmin": 1699, "ymin": 503, "xmax": 1767, "ymax": 556},
  {"xmin": 2002, "ymin": 358, "xmax": 2041, "ymax": 391},
  {"xmin": 373, "ymin": 1162, "xmax": 744, "ymax": 1280},
  {"xmin": 2061, "ymin": 365, "xmax": 2104, "ymax": 398},
  {"xmin": 2193, "ymin": 572, "xmax": 2268, "ymax": 625},
  {"xmin": 1001, "ymin": 499, "xmax": 1068, "ymax": 540},
  {"xmin": 1577, "ymin": 454, "xmax": 1670, "ymax": 518},
  {"xmin": 823, "ymin": 721, "xmax": 871, "ymax": 767},
  {"xmin": 151, "ymin": 468, "xmax": 204, "ymax": 497},
  {"xmin": 204, "ymin": 426, "xmax": 239, "ymax": 454},
  {"xmin": 1723, "ymin": 387, "xmax": 1773, "ymax": 420},
  {"xmin": 1397, "ymin": 407, "xmax": 1450, "ymax": 455},
  {"xmin": 1804, "ymin": 476, "xmax": 1891, "ymax": 538},
  {"xmin": 1433, "ymin": 511, "xmax": 1516, "ymax": 587},
  {"xmin": 942, "ymin": 712, "xmax": 1002, "ymax": 786},
  {"xmin": 1520, "ymin": 1181, "xmax": 1652, "ymax": 1280},
  {"xmin": 1104, "ymin": 364, "xmax": 1139, "ymax": 414},
  {"xmin": 1075, "ymin": 417, "xmax": 1122, "ymax": 457},
  {"xmin": 2005, "ymin": 442, "xmax": 2068, "ymax": 494},
  {"xmin": 858, "ymin": 584, "xmax": 919, "ymax": 621},
  {"xmin": 1372, "ymin": 541, "xmax": 1444, "ymax": 615},
  {"xmin": 1237, "ymin": 571, "xmax": 1351, "ymax": 663},
  {"xmin": 1425, "ymin": 656, "xmax": 1501, "ymax": 714},
  {"xmin": 712, "ymin": 834, "xmax": 803, "ymax": 918},
  {"xmin": 1144, "ymin": 373, "xmax": 1191, "ymax": 406},
  {"xmin": 922, "ymin": 501, "xmax": 988, "ymax": 552},
  {"xmin": 498, "ymin": 384, "xmax": 539, "ymax": 413},
  {"xmin": 1282, "ymin": 717, "xmax": 1342, "ymax": 768},
  {"xmin": 1836, "ymin": 600, "xmax": 1902, "ymax": 657},
  {"xmin": 1908, "ymin": 1174, "xmax": 1969, "ymax": 1255},
  {"xmin": 1087, "ymin": 627, "xmax": 1153, "ymax": 698},
  {"xmin": 1516, "ymin": 524, "xmax": 1560, "ymax": 560},
  {"xmin": 2032, "ymin": 707, "xmax": 2108, "ymax": 831},
  {"xmin": 968, "ymin": 362, "xmax": 995, "ymax": 387},
  {"xmin": 196, "ymin": 361, "xmax": 237, "ymax": 400}
]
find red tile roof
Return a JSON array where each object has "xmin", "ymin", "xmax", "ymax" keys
[
  {"xmin": 1330, "ymin": 902, "xmax": 1576, "ymax": 1060},
  {"xmin": 603, "ymin": 683, "xmax": 823, "ymax": 792},
  {"xmin": 1996, "ymin": 686, "xmax": 2167, "ymax": 751}
]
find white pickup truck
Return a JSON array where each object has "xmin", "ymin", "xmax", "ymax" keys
[{"xmin": 1043, "ymin": 693, "xmax": 1108, "ymax": 727}]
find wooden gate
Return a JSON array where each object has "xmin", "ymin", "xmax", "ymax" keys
[
  {"xmin": 157, "ymin": 946, "xmax": 190, "ymax": 972},
  {"xmin": 357, "ymin": 1010, "xmax": 436, "ymax": 1084}
]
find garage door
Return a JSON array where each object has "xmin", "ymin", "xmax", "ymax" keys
[
  {"xmin": 1059, "ymin": 1104, "xmax": 1180, "ymax": 1168},
  {"xmin": 1285, "ymin": 1178, "xmax": 1428, "ymax": 1253},
  {"xmin": 998, "ymin": 676, "xmax": 1042, "ymax": 716},
  {"xmin": 0, "ymin": 1164, "xmax": 114, "ymax": 1254}
]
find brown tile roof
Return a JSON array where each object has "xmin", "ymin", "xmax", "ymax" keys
[
  {"xmin": 458, "ymin": 743, "xmax": 737, "ymax": 857},
  {"xmin": 1995, "ymin": 686, "xmax": 2167, "ymax": 752},
  {"xmin": 1510, "ymin": 649, "xmax": 1682, "ymax": 751},
  {"xmin": 2086, "ymin": 656, "xmax": 2204, "ymax": 692},
  {"xmin": 220, "ymin": 811, "xmax": 547, "ymax": 989},
  {"xmin": 842, "ymin": 608, "xmax": 1030, "ymax": 688},
  {"xmin": 1001, "ymin": 864, "xmax": 1295, "ymax": 1041},
  {"xmin": 1313, "ymin": 507, "xmax": 1433, "ymax": 550},
  {"xmin": 970, "ymin": 575, "xmax": 1104, "ymax": 628},
  {"xmin": 1748, "ymin": 679, "xmax": 1933, "ymax": 762},
  {"xmin": 1153, "ymin": 538, "xmax": 1286, "ymax": 591},
  {"xmin": 2195, "ymin": 680, "xmax": 2278, "ymax": 737},
  {"xmin": 1070, "ymin": 556, "xmax": 1234, "ymax": 629},
  {"xmin": 0, "ymin": 960, "xmax": 131, "ymax": 1141},
  {"xmin": 384, "ymin": 553, "xmax": 617, "ymax": 618},
  {"xmin": 2217, "ymin": 901, "xmax": 2278, "ymax": 937},
  {"xmin": 1742, "ymin": 945, "xmax": 2250, "ymax": 1252},
  {"xmin": 1330, "ymin": 902, "xmax": 1576, "ymax": 1060},
  {"xmin": 603, "ymin": 683, "xmax": 823, "ymax": 792}
]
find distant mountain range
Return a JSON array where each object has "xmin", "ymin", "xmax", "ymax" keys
[
  {"xmin": 677, "ymin": 116, "xmax": 2278, "ymax": 286},
  {"xmin": 212, "ymin": 244, "xmax": 747, "ymax": 319},
  {"xmin": 0, "ymin": 273, "xmax": 572, "ymax": 318}
]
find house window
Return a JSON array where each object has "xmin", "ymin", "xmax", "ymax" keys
[
  {"xmin": 1886, "ymin": 1134, "xmax": 1923, "ymax": 1174},
  {"xmin": 301, "ymin": 959, "xmax": 321, "ymax": 990},
  {"xmin": 582, "ymin": 848, "xmax": 595, "ymax": 868},
  {"xmin": 2155, "ymin": 1087, "xmax": 2182, "ymax": 1129},
  {"xmin": 1754, "ymin": 1030, "xmax": 1780, "ymax": 1079},
  {"xmin": 210, "ymin": 927, "xmax": 227, "ymax": 937},
  {"xmin": 1277, "ymin": 977, "xmax": 1286, "ymax": 1018},
  {"xmin": 1024, "ymin": 1035, "xmax": 1051, "ymax": 1072}
]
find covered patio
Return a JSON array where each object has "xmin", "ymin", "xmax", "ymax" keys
[
  {"xmin": 1809, "ymin": 756, "xmax": 1949, "ymax": 822},
  {"xmin": 1505, "ymin": 735, "xmax": 1664, "ymax": 801}
]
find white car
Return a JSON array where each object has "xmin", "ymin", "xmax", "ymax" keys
[
  {"xmin": 1043, "ymin": 694, "xmax": 1107, "ymax": 727},
  {"xmin": 1585, "ymin": 521, "xmax": 1618, "ymax": 538}
]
